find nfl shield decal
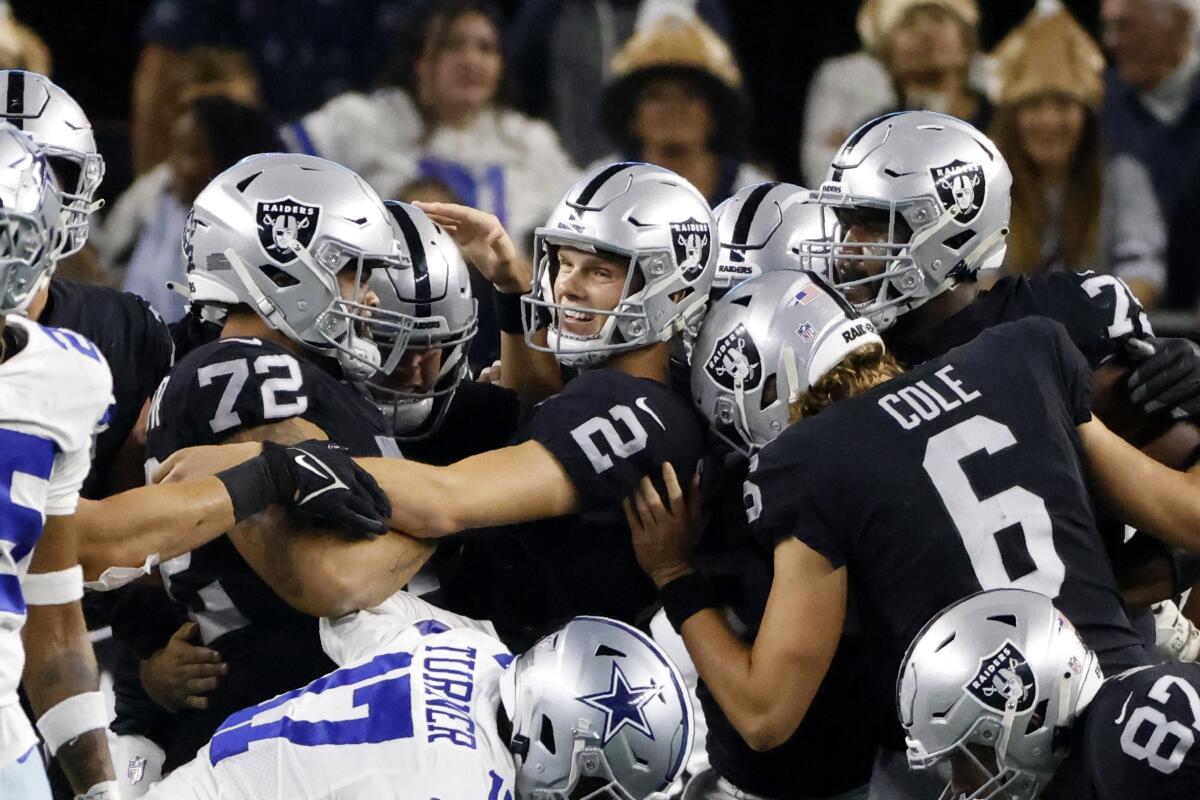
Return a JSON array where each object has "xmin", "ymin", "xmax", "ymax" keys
[
  {"xmin": 671, "ymin": 218, "xmax": 711, "ymax": 282},
  {"xmin": 930, "ymin": 159, "xmax": 986, "ymax": 224},
  {"xmin": 704, "ymin": 322, "xmax": 762, "ymax": 391},
  {"xmin": 964, "ymin": 640, "xmax": 1037, "ymax": 714},
  {"xmin": 257, "ymin": 197, "xmax": 321, "ymax": 264}
]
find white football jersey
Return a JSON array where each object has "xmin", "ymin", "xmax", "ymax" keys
[
  {"xmin": 0, "ymin": 316, "xmax": 112, "ymax": 765},
  {"xmin": 148, "ymin": 595, "xmax": 517, "ymax": 800}
]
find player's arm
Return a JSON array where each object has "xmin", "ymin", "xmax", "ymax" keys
[
  {"xmin": 415, "ymin": 201, "xmax": 564, "ymax": 403},
  {"xmin": 21, "ymin": 512, "xmax": 116, "ymax": 796},
  {"xmin": 1079, "ymin": 415, "xmax": 1200, "ymax": 551},
  {"xmin": 626, "ymin": 465, "xmax": 846, "ymax": 752}
]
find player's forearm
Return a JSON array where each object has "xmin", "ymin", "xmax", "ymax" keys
[
  {"xmin": 499, "ymin": 328, "xmax": 563, "ymax": 404},
  {"xmin": 77, "ymin": 478, "xmax": 236, "ymax": 581},
  {"xmin": 22, "ymin": 603, "xmax": 115, "ymax": 791},
  {"xmin": 357, "ymin": 457, "xmax": 466, "ymax": 537}
]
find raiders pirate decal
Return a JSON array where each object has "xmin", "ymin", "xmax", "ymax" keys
[
  {"xmin": 257, "ymin": 197, "xmax": 321, "ymax": 264},
  {"xmin": 930, "ymin": 159, "xmax": 985, "ymax": 224},
  {"xmin": 964, "ymin": 640, "xmax": 1037, "ymax": 714},
  {"xmin": 704, "ymin": 322, "xmax": 762, "ymax": 391},
  {"xmin": 670, "ymin": 218, "xmax": 711, "ymax": 282}
]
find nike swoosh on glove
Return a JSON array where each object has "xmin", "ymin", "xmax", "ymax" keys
[
  {"xmin": 261, "ymin": 440, "xmax": 392, "ymax": 536},
  {"xmin": 1127, "ymin": 336, "xmax": 1200, "ymax": 420}
]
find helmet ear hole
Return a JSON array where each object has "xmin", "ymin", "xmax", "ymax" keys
[
  {"xmin": 759, "ymin": 374, "xmax": 778, "ymax": 410},
  {"xmin": 539, "ymin": 714, "xmax": 557, "ymax": 755}
]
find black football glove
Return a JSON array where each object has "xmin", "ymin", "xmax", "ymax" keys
[
  {"xmin": 1126, "ymin": 337, "xmax": 1200, "ymax": 420},
  {"xmin": 260, "ymin": 440, "xmax": 392, "ymax": 536}
]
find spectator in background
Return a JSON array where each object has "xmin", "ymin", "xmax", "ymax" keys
[
  {"xmin": 989, "ymin": 5, "xmax": 1166, "ymax": 306},
  {"xmin": 285, "ymin": 0, "xmax": 577, "ymax": 247},
  {"xmin": 595, "ymin": 8, "xmax": 770, "ymax": 206},
  {"xmin": 506, "ymin": 0, "xmax": 732, "ymax": 166},
  {"xmin": 105, "ymin": 97, "xmax": 283, "ymax": 323},
  {"xmin": 132, "ymin": 0, "xmax": 418, "ymax": 175},
  {"xmin": 1101, "ymin": 0, "xmax": 1200, "ymax": 310},
  {"xmin": 0, "ymin": 2, "xmax": 50, "ymax": 75}
]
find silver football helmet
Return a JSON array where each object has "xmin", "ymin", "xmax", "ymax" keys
[
  {"xmin": 691, "ymin": 269, "xmax": 883, "ymax": 457},
  {"xmin": 802, "ymin": 111, "xmax": 1012, "ymax": 330},
  {"xmin": 898, "ymin": 589, "xmax": 1104, "ymax": 800},
  {"xmin": 0, "ymin": 71, "xmax": 104, "ymax": 258},
  {"xmin": 525, "ymin": 162, "xmax": 718, "ymax": 368},
  {"xmin": 501, "ymin": 616, "xmax": 694, "ymax": 800},
  {"xmin": 363, "ymin": 201, "xmax": 478, "ymax": 438},
  {"xmin": 183, "ymin": 153, "xmax": 407, "ymax": 381},
  {"xmin": 712, "ymin": 182, "xmax": 827, "ymax": 300},
  {"xmin": 0, "ymin": 123, "xmax": 63, "ymax": 314}
]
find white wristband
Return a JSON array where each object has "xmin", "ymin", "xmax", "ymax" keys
[
  {"xmin": 22, "ymin": 565, "xmax": 84, "ymax": 606},
  {"xmin": 35, "ymin": 691, "xmax": 108, "ymax": 755}
]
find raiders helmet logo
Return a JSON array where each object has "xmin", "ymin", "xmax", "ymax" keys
[
  {"xmin": 964, "ymin": 641, "xmax": 1037, "ymax": 714},
  {"xmin": 257, "ymin": 197, "xmax": 321, "ymax": 264},
  {"xmin": 930, "ymin": 160, "xmax": 986, "ymax": 224},
  {"xmin": 704, "ymin": 322, "xmax": 762, "ymax": 391},
  {"xmin": 670, "ymin": 218, "xmax": 711, "ymax": 282}
]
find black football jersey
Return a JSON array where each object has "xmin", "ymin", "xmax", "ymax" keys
[
  {"xmin": 40, "ymin": 279, "xmax": 174, "ymax": 498},
  {"xmin": 144, "ymin": 336, "xmax": 398, "ymax": 742},
  {"xmin": 890, "ymin": 271, "xmax": 1152, "ymax": 370},
  {"xmin": 399, "ymin": 379, "xmax": 521, "ymax": 466},
  {"xmin": 1049, "ymin": 663, "xmax": 1200, "ymax": 800},
  {"xmin": 438, "ymin": 369, "xmax": 706, "ymax": 650},
  {"xmin": 749, "ymin": 318, "xmax": 1148, "ymax": 679}
]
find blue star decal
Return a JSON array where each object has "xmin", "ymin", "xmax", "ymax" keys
[{"xmin": 576, "ymin": 662, "xmax": 663, "ymax": 744}]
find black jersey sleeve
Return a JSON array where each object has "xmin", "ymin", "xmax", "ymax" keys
[
  {"xmin": 1047, "ymin": 317, "xmax": 1095, "ymax": 425},
  {"xmin": 1033, "ymin": 271, "xmax": 1154, "ymax": 368},
  {"xmin": 529, "ymin": 370, "xmax": 704, "ymax": 524},
  {"xmin": 147, "ymin": 338, "xmax": 314, "ymax": 455}
]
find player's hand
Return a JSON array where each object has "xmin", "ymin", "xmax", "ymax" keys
[
  {"xmin": 1127, "ymin": 336, "xmax": 1200, "ymax": 419},
  {"xmin": 261, "ymin": 440, "xmax": 392, "ymax": 536},
  {"xmin": 624, "ymin": 462, "xmax": 703, "ymax": 588},
  {"xmin": 477, "ymin": 359, "xmax": 503, "ymax": 384},
  {"xmin": 140, "ymin": 622, "xmax": 227, "ymax": 712},
  {"xmin": 413, "ymin": 201, "xmax": 531, "ymax": 293},
  {"xmin": 153, "ymin": 443, "xmax": 262, "ymax": 484}
]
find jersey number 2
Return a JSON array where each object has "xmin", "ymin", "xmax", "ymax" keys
[
  {"xmin": 923, "ymin": 415, "xmax": 1065, "ymax": 597},
  {"xmin": 197, "ymin": 354, "xmax": 308, "ymax": 434},
  {"xmin": 571, "ymin": 404, "xmax": 650, "ymax": 473}
]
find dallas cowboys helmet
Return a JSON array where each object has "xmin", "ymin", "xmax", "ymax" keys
[
  {"xmin": 712, "ymin": 182, "xmax": 827, "ymax": 300},
  {"xmin": 0, "ymin": 70, "xmax": 104, "ymax": 258},
  {"xmin": 691, "ymin": 269, "xmax": 882, "ymax": 457},
  {"xmin": 899, "ymin": 589, "xmax": 1104, "ymax": 800},
  {"xmin": 183, "ymin": 153, "xmax": 405, "ymax": 381},
  {"xmin": 0, "ymin": 123, "xmax": 63, "ymax": 314},
  {"xmin": 802, "ymin": 110, "xmax": 1012, "ymax": 330},
  {"xmin": 363, "ymin": 200, "xmax": 478, "ymax": 438},
  {"xmin": 501, "ymin": 616, "xmax": 693, "ymax": 800},
  {"xmin": 525, "ymin": 162, "xmax": 718, "ymax": 368}
]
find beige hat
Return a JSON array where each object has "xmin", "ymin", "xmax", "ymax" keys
[
  {"xmin": 989, "ymin": 6, "xmax": 1105, "ymax": 109},
  {"xmin": 858, "ymin": 0, "xmax": 981, "ymax": 55},
  {"xmin": 603, "ymin": 11, "xmax": 747, "ymax": 153}
]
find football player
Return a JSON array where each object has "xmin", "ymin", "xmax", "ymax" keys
[
  {"xmin": 364, "ymin": 201, "xmax": 519, "ymax": 465},
  {"xmin": 627, "ymin": 269, "xmax": 1200, "ymax": 762},
  {"xmin": 156, "ymin": 162, "xmax": 716, "ymax": 652},
  {"xmin": 141, "ymin": 597, "xmax": 692, "ymax": 800},
  {"xmin": 901, "ymin": 588, "xmax": 1200, "ymax": 800},
  {"xmin": 138, "ymin": 153, "xmax": 432, "ymax": 770}
]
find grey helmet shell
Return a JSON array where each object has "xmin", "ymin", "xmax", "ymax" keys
[{"xmin": 0, "ymin": 123, "xmax": 64, "ymax": 314}]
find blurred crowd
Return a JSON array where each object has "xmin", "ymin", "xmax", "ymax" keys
[{"xmin": 4, "ymin": 0, "xmax": 1200, "ymax": 336}]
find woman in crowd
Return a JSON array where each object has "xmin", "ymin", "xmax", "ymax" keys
[
  {"xmin": 988, "ymin": 6, "xmax": 1166, "ymax": 307},
  {"xmin": 596, "ymin": 8, "xmax": 770, "ymax": 206},
  {"xmin": 284, "ymin": 0, "xmax": 577, "ymax": 247}
]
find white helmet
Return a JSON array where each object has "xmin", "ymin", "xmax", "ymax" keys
[
  {"xmin": 712, "ymin": 182, "xmax": 826, "ymax": 300},
  {"xmin": 802, "ymin": 111, "xmax": 1012, "ymax": 330},
  {"xmin": 525, "ymin": 162, "xmax": 718, "ymax": 368},
  {"xmin": 0, "ymin": 71, "xmax": 104, "ymax": 258},
  {"xmin": 899, "ymin": 589, "xmax": 1104, "ymax": 800},
  {"xmin": 0, "ymin": 123, "xmax": 63, "ymax": 314},
  {"xmin": 501, "ymin": 616, "xmax": 694, "ymax": 800},
  {"xmin": 182, "ymin": 153, "xmax": 405, "ymax": 381}
]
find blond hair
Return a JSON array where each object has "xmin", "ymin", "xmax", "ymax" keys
[{"xmin": 788, "ymin": 343, "xmax": 905, "ymax": 423}]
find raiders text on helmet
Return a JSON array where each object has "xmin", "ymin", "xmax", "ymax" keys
[
  {"xmin": 0, "ymin": 70, "xmax": 104, "ymax": 258},
  {"xmin": 801, "ymin": 110, "xmax": 1012, "ymax": 330},
  {"xmin": 525, "ymin": 162, "xmax": 718, "ymax": 368},
  {"xmin": 691, "ymin": 269, "xmax": 883, "ymax": 456},
  {"xmin": 182, "ymin": 153, "xmax": 406, "ymax": 381}
]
